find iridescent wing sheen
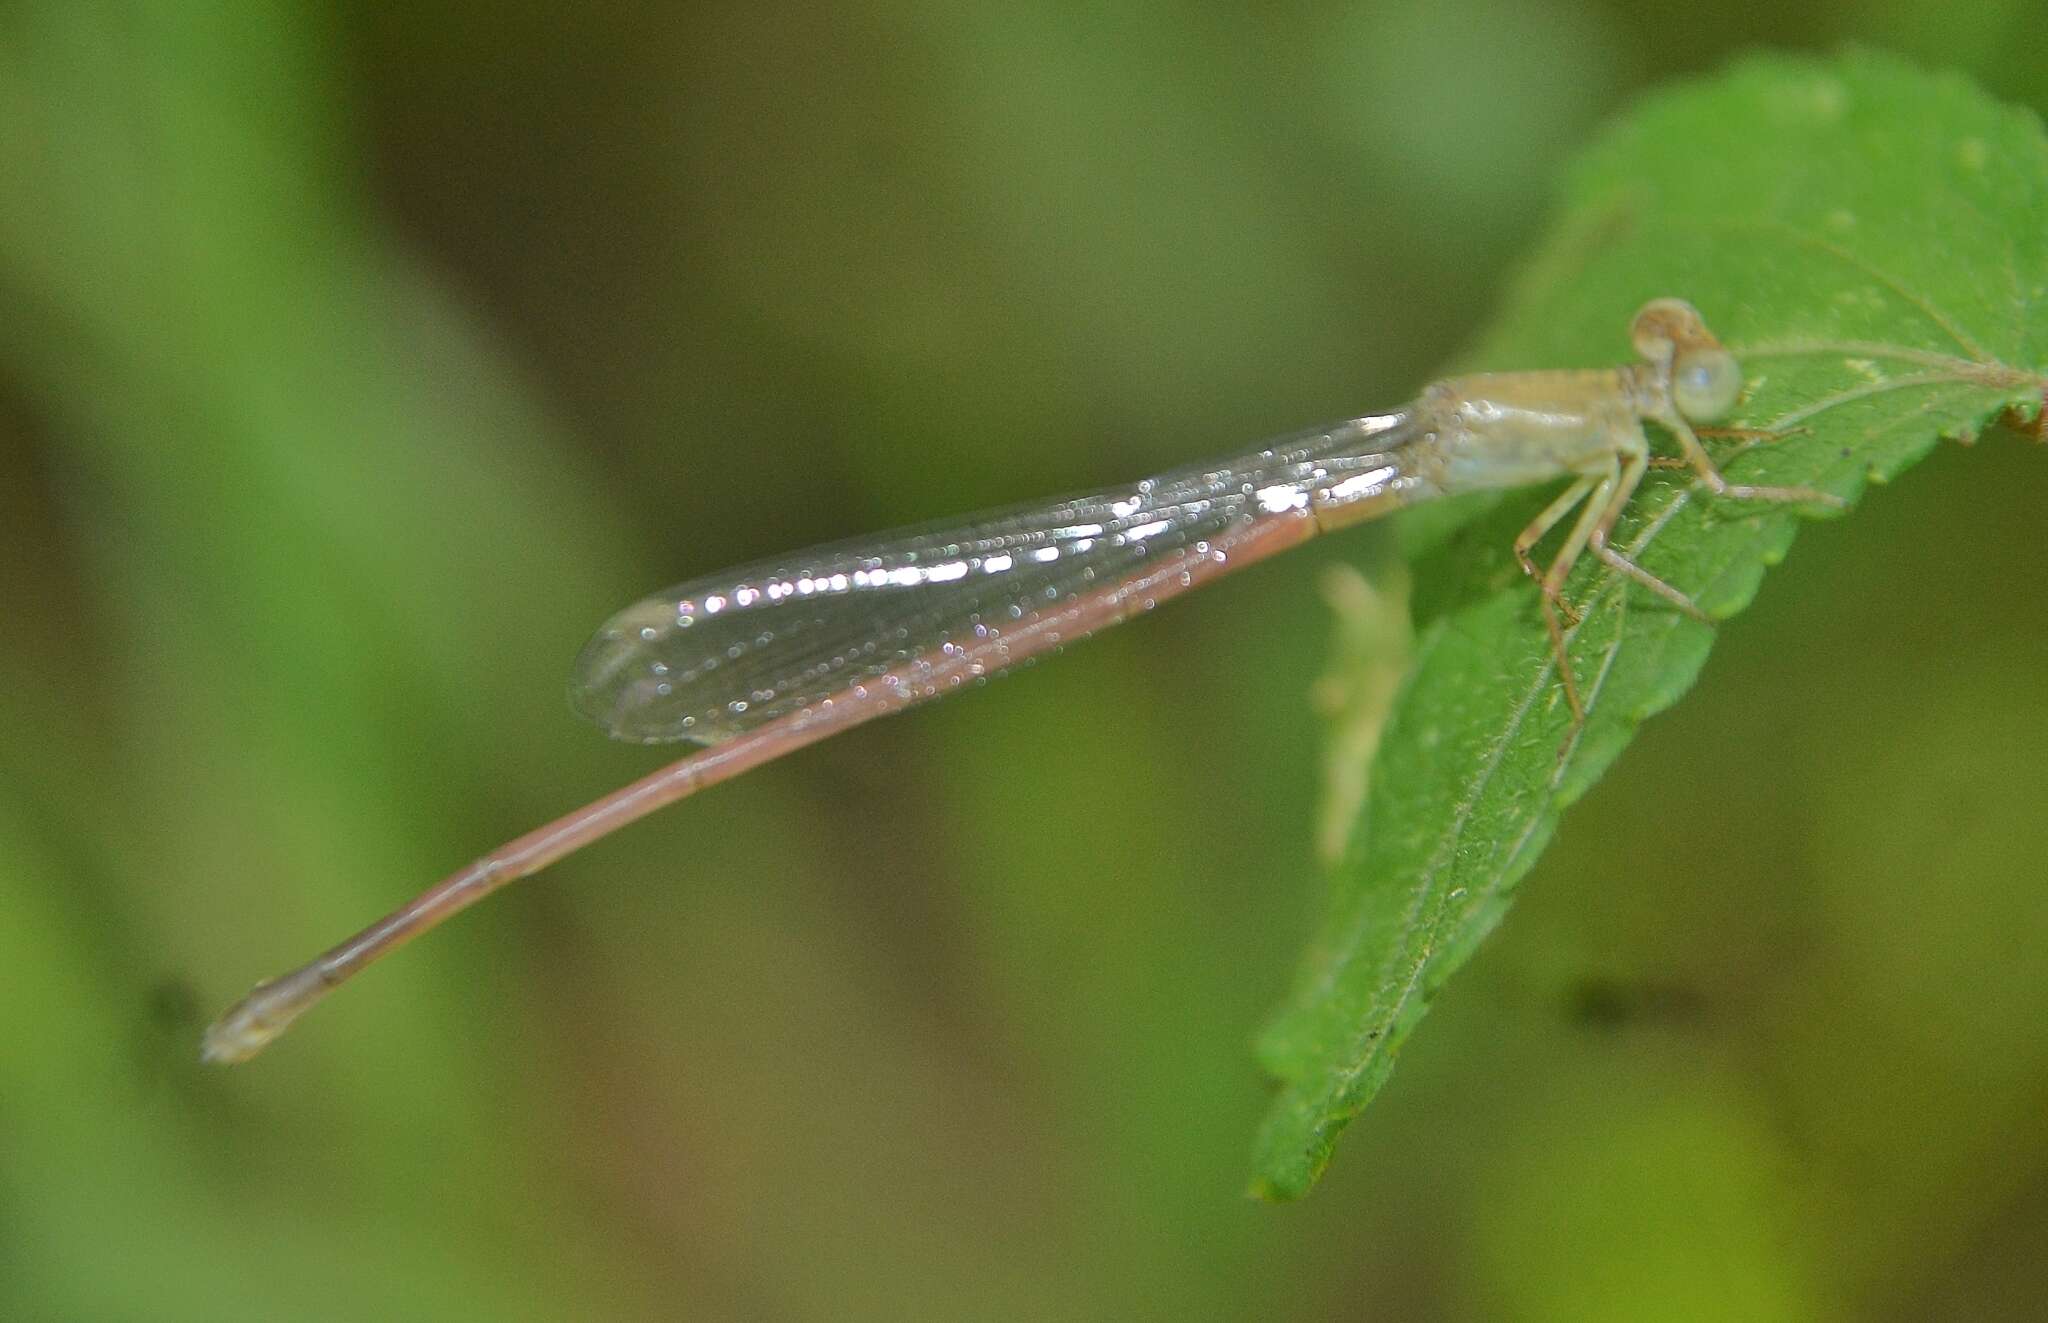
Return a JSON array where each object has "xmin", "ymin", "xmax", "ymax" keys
[{"xmin": 570, "ymin": 412, "xmax": 1422, "ymax": 744}]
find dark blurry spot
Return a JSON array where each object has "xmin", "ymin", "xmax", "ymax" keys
[
  {"xmin": 147, "ymin": 976, "xmax": 202, "ymax": 1030},
  {"xmin": 131, "ymin": 976, "xmax": 205, "ymax": 1092},
  {"xmin": 1565, "ymin": 975, "xmax": 1707, "ymax": 1031}
]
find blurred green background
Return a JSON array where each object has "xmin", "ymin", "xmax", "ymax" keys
[{"xmin": 4, "ymin": 3, "xmax": 2045, "ymax": 1320}]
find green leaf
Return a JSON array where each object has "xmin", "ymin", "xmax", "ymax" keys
[{"xmin": 1251, "ymin": 50, "xmax": 2048, "ymax": 1200}]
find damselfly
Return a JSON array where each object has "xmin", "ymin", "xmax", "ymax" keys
[{"xmin": 202, "ymin": 298, "xmax": 1833, "ymax": 1062}]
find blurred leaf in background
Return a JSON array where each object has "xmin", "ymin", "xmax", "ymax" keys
[{"xmin": 3, "ymin": 3, "xmax": 2046, "ymax": 1322}]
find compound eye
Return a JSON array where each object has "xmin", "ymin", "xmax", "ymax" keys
[{"xmin": 1672, "ymin": 347, "xmax": 1741, "ymax": 422}]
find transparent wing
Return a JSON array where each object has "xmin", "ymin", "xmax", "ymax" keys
[{"xmin": 571, "ymin": 412, "xmax": 1425, "ymax": 744}]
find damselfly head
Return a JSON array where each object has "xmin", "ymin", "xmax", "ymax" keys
[{"xmin": 1629, "ymin": 298, "xmax": 1742, "ymax": 423}]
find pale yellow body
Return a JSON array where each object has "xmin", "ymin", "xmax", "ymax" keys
[{"xmin": 1423, "ymin": 367, "xmax": 1652, "ymax": 493}]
